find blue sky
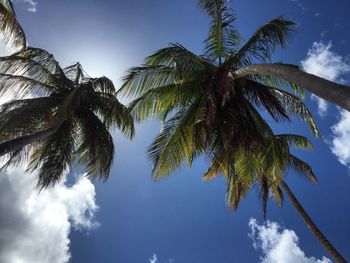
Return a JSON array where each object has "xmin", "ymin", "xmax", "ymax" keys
[{"xmin": 1, "ymin": 0, "xmax": 350, "ymax": 262}]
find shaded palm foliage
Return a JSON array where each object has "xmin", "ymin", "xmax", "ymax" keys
[
  {"xmin": 0, "ymin": 47, "xmax": 134, "ymax": 188},
  {"xmin": 118, "ymin": 0, "xmax": 346, "ymax": 261},
  {"xmin": 0, "ymin": 0, "xmax": 26, "ymax": 49}
]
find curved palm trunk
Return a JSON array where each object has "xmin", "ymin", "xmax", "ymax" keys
[
  {"xmin": 0, "ymin": 121, "xmax": 63, "ymax": 156},
  {"xmin": 280, "ymin": 180, "xmax": 347, "ymax": 263},
  {"xmin": 231, "ymin": 64, "xmax": 350, "ymax": 111}
]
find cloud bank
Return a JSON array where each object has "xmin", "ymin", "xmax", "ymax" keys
[
  {"xmin": 0, "ymin": 167, "xmax": 99, "ymax": 263},
  {"xmin": 249, "ymin": 218, "xmax": 331, "ymax": 263}
]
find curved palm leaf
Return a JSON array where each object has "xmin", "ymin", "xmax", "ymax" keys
[
  {"xmin": 0, "ymin": 0, "xmax": 26, "ymax": 50},
  {"xmin": 227, "ymin": 18, "xmax": 296, "ymax": 67}
]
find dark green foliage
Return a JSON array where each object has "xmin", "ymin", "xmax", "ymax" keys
[{"xmin": 0, "ymin": 47, "xmax": 134, "ymax": 188}]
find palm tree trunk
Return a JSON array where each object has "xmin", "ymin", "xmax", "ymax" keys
[
  {"xmin": 231, "ymin": 64, "xmax": 350, "ymax": 111},
  {"xmin": 280, "ymin": 180, "xmax": 347, "ymax": 263},
  {"xmin": 0, "ymin": 121, "xmax": 63, "ymax": 156}
]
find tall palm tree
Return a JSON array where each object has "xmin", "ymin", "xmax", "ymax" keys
[
  {"xmin": 118, "ymin": 0, "xmax": 346, "ymax": 261},
  {"xmin": 0, "ymin": 47, "xmax": 134, "ymax": 188},
  {"xmin": 0, "ymin": 0, "xmax": 26, "ymax": 50}
]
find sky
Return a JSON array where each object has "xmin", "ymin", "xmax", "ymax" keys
[{"xmin": 0, "ymin": 0, "xmax": 350, "ymax": 262}]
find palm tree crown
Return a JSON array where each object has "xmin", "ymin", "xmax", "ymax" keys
[
  {"xmin": 119, "ymin": 1, "xmax": 318, "ymax": 180},
  {"xmin": 0, "ymin": 47, "xmax": 134, "ymax": 188}
]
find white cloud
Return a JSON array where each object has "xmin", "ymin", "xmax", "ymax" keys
[
  {"xmin": 249, "ymin": 218, "xmax": 331, "ymax": 263},
  {"xmin": 301, "ymin": 41, "xmax": 350, "ymax": 168},
  {"xmin": 149, "ymin": 254, "xmax": 158, "ymax": 263},
  {"xmin": 15, "ymin": 0, "xmax": 38, "ymax": 12},
  {"xmin": 301, "ymin": 41, "xmax": 350, "ymax": 116},
  {"xmin": 330, "ymin": 110, "xmax": 350, "ymax": 166},
  {"xmin": 0, "ymin": 167, "xmax": 99, "ymax": 263}
]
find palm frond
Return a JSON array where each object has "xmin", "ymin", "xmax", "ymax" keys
[
  {"xmin": 272, "ymin": 87, "xmax": 320, "ymax": 137},
  {"xmin": 243, "ymin": 79, "xmax": 290, "ymax": 121},
  {"xmin": 76, "ymin": 109, "xmax": 114, "ymax": 180},
  {"xmin": 129, "ymin": 80, "xmax": 202, "ymax": 122},
  {"xmin": 119, "ymin": 65, "xmax": 176, "ymax": 98},
  {"xmin": 92, "ymin": 76, "xmax": 116, "ymax": 95},
  {"xmin": 229, "ymin": 18, "xmax": 296, "ymax": 67},
  {"xmin": 0, "ymin": 97, "xmax": 61, "ymax": 141},
  {"xmin": 11, "ymin": 47, "xmax": 65, "ymax": 76},
  {"xmin": 276, "ymin": 134, "xmax": 313, "ymax": 150},
  {"xmin": 148, "ymin": 99, "xmax": 206, "ymax": 179},
  {"xmin": 145, "ymin": 43, "xmax": 213, "ymax": 70},
  {"xmin": 28, "ymin": 119, "xmax": 76, "ymax": 188},
  {"xmin": 92, "ymin": 92, "xmax": 135, "ymax": 138},
  {"xmin": 288, "ymin": 154, "xmax": 317, "ymax": 183},
  {"xmin": 199, "ymin": 0, "xmax": 241, "ymax": 62},
  {"xmin": 0, "ymin": 1, "xmax": 26, "ymax": 49},
  {"xmin": 226, "ymin": 165, "xmax": 253, "ymax": 209}
]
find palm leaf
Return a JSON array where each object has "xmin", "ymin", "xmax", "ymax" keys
[
  {"xmin": 228, "ymin": 18, "xmax": 296, "ymax": 67},
  {"xmin": 0, "ymin": 0, "xmax": 26, "ymax": 49}
]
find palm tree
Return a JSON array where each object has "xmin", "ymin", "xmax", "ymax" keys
[
  {"xmin": 0, "ymin": 0, "xmax": 26, "ymax": 50},
  {"xmin": 0, "ymin": 47, "xmax": 134, "ymax": 188},
  {"xmin": 118, "ymin": 0, "xmax": 346, "ymax": 261}
]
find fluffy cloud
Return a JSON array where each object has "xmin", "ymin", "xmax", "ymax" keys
[
  {"xmin": 301, "ymin": 41, "xmax": 350, "ymax": 116},
  {"xmin": 0, "ymin": 167, "xmax": 99, "ymax": 263},
  {"xmin": 149, "ymin": 254, "xmax": 158, "ymax": 263},
  {"xmin": 249, "ymin": 218, "xmax": 331, "ymax": 263},
  {"xmin": 16, "ymin": 0, "xmax": 38, "ymax": 12},
  {"xmin": 330, "ymin": 110, "xmax": 350, "ymax": 166}
]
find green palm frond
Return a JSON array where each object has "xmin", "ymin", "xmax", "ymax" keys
[
  {"xmin": 199, "ymin": 0, "xmax": 241, "ymax": 62},
  {"xmin": 248, "ymin": 67, "xmax": 301, "ymax": 94},
  {"xmin": 243, "ymin": 79, "xmax": 289, "ymax": 121},
  {"xmin": 28, "ymin": 119, "xmax": 76, "ymax": 188},
  {"xmin": 12, "ymin": 47, "xmax": 66, "ymax": 76},
  {"xmin": 63, "ymin": 63, "xmax": 85, "ymax": 84},
  {"xmin": 271, "ymin": 87, "xmax": 320, "ymax": 137},
  {"xmin": 129, "ymin": 80, "xmax": 202, "ymax": 122},
  {"xmin": 145, "ymin": 43, "xmax": 214, "ymax": 70},
  {"xmin": 119, "ymin": 65, "xmax": 176, "ymax": 98},
  {"xmin": 0, "ymin": 73, "xmax": 58, "ymax": 97},
  {"xmin": 226, "ymin": 166, "xmax": 253, "ymax": 210},
  {"xmin": 276, "ymin": 134, "xmax": 313, "ymax": 150},
  {"xmin": 0, "ymin": 0, "xmax": 26, "ymax": 49},
  {"xmin": 0, "ymin": 97, "xmax": 60, "ymax": 141},
  {"xmin": 148, "ymin": 98, "xmax": 206, "ymax": 179},
  {"xmin": 76, "ymin": 109, "xmax": 114, "ymax": 180},
  {"xmin": 288, "ymin": 154, "xmax": 317, "ymax": 183},
  {"xmin": 228, "ymin": 18, "xmax": 296, "ymax": 67},
  {"xmin": 92, "ymin": 92, "xmax": 135, "ymax": 138},
  {"xmin": 92, "ymin": 76, "xmax": 116, "ymax": 95}
]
